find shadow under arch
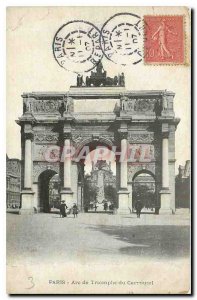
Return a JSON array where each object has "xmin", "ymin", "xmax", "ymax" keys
[{"xmin": 38, "ymin": 169, "xmax": 58, "ymax": 213}]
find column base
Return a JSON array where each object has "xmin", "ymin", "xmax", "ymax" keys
[
  {"xmin": 159, "ymin": 189, "xmax": 172, "ymax": 214},
  {"xmin": 117, "ymin": 189, "xmax": 130, "ymax": 214},
  {"xmin": 36, "ymin": 207, "xmax": 42, "ymax": 213},
  {"xmin": 19, "ymin": 189, "xmax": 35, "ymax": 215},
  {"xmin": 60, "ymin": 188, "xmax": 74, "ymax": 208}
]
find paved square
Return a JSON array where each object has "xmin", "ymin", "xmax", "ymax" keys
[{"xmin": 7, "ymin": 209, "xmax": 190, "ymax": 266}]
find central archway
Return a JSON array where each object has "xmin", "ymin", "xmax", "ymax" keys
[
  {"xmin": 76, "ymin": 140, "xmax": 117, "ymax": 213},
  {"xmin": 38, "ymin": 169, "xmax": 58, "ymax": 213}
]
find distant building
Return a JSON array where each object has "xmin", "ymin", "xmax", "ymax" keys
[
  {"xmin": 85, "ymin": 160, "xmax": 116, "ymax": 209},
  {"xmin": 175, "ymin": 160, "xmax": 190, "ymax": 208},
  {"xmin": 6, "ymin": 155, "xmax": 21, "ymax": 208}
]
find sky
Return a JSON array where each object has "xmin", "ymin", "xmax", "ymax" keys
[{"xmin": 6, "ymin": 7, "xmax": 190, "ymax": 175}]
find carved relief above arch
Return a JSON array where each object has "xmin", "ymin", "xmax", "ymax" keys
[
  {"xmin": 33, "ymin": 162, "xmax": 60, "ymax": 182},
  {"xmin": 34, "ymin": 132, "xmax": 59, "ymax": 144},
  {"xmin": 127, "ymin": 162, "xmax": 155, "ymax": 182},
  {"xmin": 72, "ymin": 133, "xmax": 115, "ymax": 152},
  {"xmin": 127, "ymin": 132, "xmax": 154, "ymax": 144}
]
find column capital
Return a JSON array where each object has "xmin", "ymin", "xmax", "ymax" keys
[
  {"xmin": 162, "ymin": 131, "xmax": 169, "ymax": 139},
  {"xmin": 118, "ymin": 130, "xmax": 128, "ymax": 140},
  {"xmin": 24, "ymin": 132, "xmax": 34, "ymax": 140},
  {"xmin": 63, "ymin": 132, "xmax": 72, "ymax": 140}
]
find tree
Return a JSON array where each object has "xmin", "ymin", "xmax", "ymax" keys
[
  {"xmin": 104, "ymin": 185, "xmax": 118, "ymax": 208},
  {"xmin": 83, "ymin": 180, "xmax": 97, "ymax": 211},
  {"xmin": 133, "ymin": 184, "xmax": 155, "ymax": 209}
]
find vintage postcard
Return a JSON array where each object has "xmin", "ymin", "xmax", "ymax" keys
[{"xmin": 6, "ymin": 6, "xmax": 191, "ymax": 294}]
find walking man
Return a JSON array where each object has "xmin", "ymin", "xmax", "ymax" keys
[
  {"xmin": 60, "ymin": 200, "xmax": 67, "ymax": 218},
  {"xmin": 135, "ymin": 199, "xmax": 143, "ymax": 218}
]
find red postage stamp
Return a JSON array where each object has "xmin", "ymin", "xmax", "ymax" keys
[{"xmin": 144, "ymin": 16, "xmax": 185, "ymax": 64}]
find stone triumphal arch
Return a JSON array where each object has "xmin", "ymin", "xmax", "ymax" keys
[{"xmin": 17, "ymin": 67, "xmax": 179, "ymax": 214}]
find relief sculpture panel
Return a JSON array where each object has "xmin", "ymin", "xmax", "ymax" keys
[
  {"xmin": 23, "ymin": 97, "xmax": 74, "ymax": 115},
  {"xmin": 128, "ymin": 144, "xmax": 155, "ymax": 162},
  {"xmin": 33, "ymin": 144, "xmax": 61, "ymax": 162},
  {"xmin": 121, "ymin": 97, "xmax": 160, "ymax": 113},
  {"xmin": 33, "ymin": 100, "xmax": 60, "ymax": 113},
  {"xmin": 128, "ymin": 132, "xmax": 154, "ymax": 143}
]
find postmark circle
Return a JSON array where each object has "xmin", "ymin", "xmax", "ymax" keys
[
  {"xmin": 100, "ymin": 13, "xmax": 143, "ymax": 66},
  {"xmin": 53, "ymin": 20, "xmax": 103, "ymax": 73}
]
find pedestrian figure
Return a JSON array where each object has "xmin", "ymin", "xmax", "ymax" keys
[
  {"xmin": 104, "ymin": 202, "xmax": 108, "ymax": 212},
  {"xmin": 60, "ymin": 200, "xmax": 67, "ymax": 218},
  {"xmin": 73, "ymin": 203, "xmax": 78, "ymax": 218},
  {"xmin": 135, "ymin": 199, "xmax": 143, "ymax": 218}
]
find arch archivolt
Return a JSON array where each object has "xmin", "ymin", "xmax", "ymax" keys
[
  {"xmin": 128, "ymin": 162, "xmax": 156, "ymax": 183},
  {"xmin": 72, "ymin": 133, "xmax": 115, "ymax": 157},
  {"xmin": 33, "ymin": 162, "xmax": 60, "ymax": 182}
]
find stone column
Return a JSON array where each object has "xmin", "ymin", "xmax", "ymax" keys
[
  {"xmin": 60, "ymin": 132, "xmax": 73, "ymax": 208},
  {"xmin": 64, "ymin": 138, "xmax": 72, "ymax": 189},
  {"xmin": 162, "ymin": 133, "xmax": 169, "ymax": 188},
  {"xmin": 71, "ymin": 161, "xmax": 78, "ymax": 204},
  {"xmin": 117, "ymin": 131, "xmax": 130, "ymax": 214},
  {"xmin": 20, "ymin": 132, "xmax": 34, "ymax": 214},
  {"xmin": 120, "ymin": 137, "xmax": 128, "ymax": 189},
  {"xmin": 24, "ymin": 137, "xmax": 32, "ymax": 188},
  {"xmin": 160, "ymin": 131, "xmax": 171, "ymax": 213},
  {"xmin": 79, "ymin": 163, "xmax": 85, "ymax": 212}
]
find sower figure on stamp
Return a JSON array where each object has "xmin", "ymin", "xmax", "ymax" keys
[
  {"xmin": 60, "ymin": 200, "xmax": 67, "ymax": 218},
  {"xmin": 151, "ymin": 19, "xmax": 177, "ymax": 59},
  {"xmin": 73, "ymin": 203, "xmax": 78, "ymax": 218}
]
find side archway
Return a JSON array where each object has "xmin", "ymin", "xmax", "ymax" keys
[
  {"xmin": 132, "ymin": 170, "xmax": 156, "ymax": 213},
  {"xmin": 38, "ymin": 169, "xmax": 58, "ymax": 212}
]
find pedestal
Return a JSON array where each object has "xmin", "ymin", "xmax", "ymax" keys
[
  {"xmin": 19, "ymin": 189, "xmax": 34, "ymax": 214},
  {"xmin": 60, "ymin": 189, "xmax": 74, "ymax": 208},
  {"xmin": 117, "ymin": 190, "xmax": 130, "ymax": 214},
  {"xmin": 159, "ymin": 189, "xmax": 172, "ymax": 214}
]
